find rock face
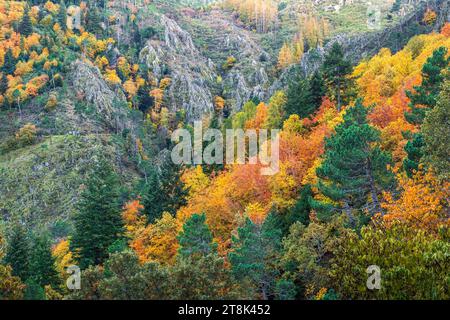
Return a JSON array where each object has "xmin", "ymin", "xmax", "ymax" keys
[
  {"xmin": 140, "ymin": 15, "xmax": 216, "ymax": 120},
  {"xmin": 69, "ymin": 60, "xmax": 128, "ymax": 130},
  {"xmin": 139, "ymin": 9, "xmax": 273, "ymax": 121},
  {"xmin": 202, "ymin": 9, "xmax": 272, "ymax": 112},
  {"xmin": 138, "ymin": 0, "xmax": 446, "ymax": 119}
]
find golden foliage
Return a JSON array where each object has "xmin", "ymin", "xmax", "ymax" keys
[
  {"xmin": 423, "ymin": 9, "xmax": 437, "ymax": 25},
  {"xmin": 52, "ymin": 239, "xmax": 74, "ymax": 278},
  {"xmin": 223, "ymin": 0, "xmax": 278, "ymax": 33},
  {"xmin": 214, "ymin": 96, "xmax": 225, "ymax": 111},
  {"xmin": 382, "ymin": 169, "xmax": 450, "ymax": 232},
  {"xmin": 15, "ymin": 123, "xmax": 37, "ymax": 145},
  {"xmin": 122, "ymin": 199, "xmax": 146, "ymax": 239},
  {"xmin": 0, "ymin": 264, "xmax": 25, "ymax": 300},
  {"xmin": 181, "ymin": 166, "xmax": 210, "ymax": 200},
  {"xmin": 277, "ymin": 42, "xmax": 294, "ymax": 70},
  {"xmin": 131, "ymin": 212, "xmax": 180, "ymax": 265}
]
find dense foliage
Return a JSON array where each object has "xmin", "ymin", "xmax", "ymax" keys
[{"xmin": 0, "ymin": 0, "xmax": 449, "ymax": 301}]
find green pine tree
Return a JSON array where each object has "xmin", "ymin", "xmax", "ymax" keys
[
  {"xmin": 322, "ymin": 42, "xmax": 353, "ymax": 111},
  {"xmin": 422, "ymin": 80, "xmax": 450, "ymax": 180},
  {"xmin": 405, "ymin": 47, "xmax": 449, "ymax": 125},
  {"xmin": 86, "ymin": 7, "xmax": 102, "ymax": 35},
  {"xmin": 312, "ymin": 99, "xmax": 394, "ymax": 225},
  {"xmin": 0, "ymin": 72, "xmax": 8, "ymax": 95},
  {"xmin": 71, "ymin": 159, "xmax": 124, "ymax": 269},
  {"xmin": 275, "ymin": 279, "xmax": 297, "ymax": 300},
  {"xmin": 3, "ymin": 222, "xmax": 31, "ymax": 281},
  {"xmin": 159, "ymin": 161, "xmax": 188, "ymax": 216},
  {"xmin": 18, "ymin": 6, "xmax": 33, "ymax": 37},
  {"xmin": 229, "ymin": 213, "xmax": 282, "ymax": 300},
  {"xmin": 310, "ymin": 71, "xmax": 326, "ymax": 109},
  {"xmin": 177, "ymin": 213, "xmax": 217, "ymax": 259},
  {"xmin": 2, "ymin": 49, "xmax": 16, "ymax": 75},
  {"xmin": 139, "ymin": 167, "xmax": 161, "ymax": 222},
  {"xmin": 29, "ymin": 232, "xmax": 59, "ymax": 288},
  {"xmin": 390, "ymin": 0, "xmax": 401, "ymax": 13},
  {"xmin": 136, "ymin": 83, "xmax": 154, "ymax": 113},
  {"xmin": 141, "ymin": 161, "xmax": 188, "ymax": 223},
  {"xmin": 403, "ymin": 47, "xmax": 449, "ymax": 177},
  {"xmin": 57, "ymin": 1, "xmax": 67, "ymax": 31},
  {"xmin": 403, "ymin": 133, "xmax": 425, "ymax": 177},
  {"xmin": 286, "ymin": 184, "xmax": 313, "ymax": 228},
  {"xmin": 285, "ymin": 72, "xmax": 315, "ymax": 119},
  {"xmin": 24, "ymin": 278, "xmax": 46, "ymax": 300}
]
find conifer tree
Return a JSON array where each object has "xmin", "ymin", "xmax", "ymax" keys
[
  {"xmin": 285, "ymin": 70, "xmax": 326, "ymax": 119},
  {"xmin": 322, "ymin": 42, "xmax": 352, "ymax": 111},
  {"xmin": 57, "ymin": 1, "xmax": 67, "ymax": 31},
  {"xmin": 71, "ymin": 159, "xmax": 124, "ymax": 269},
  {"xmin": 3, "ymin": 223, "xmax": 31, "ymax": 281},
  {"xmin": 24, "ymin": 278, "xmax": 45, "ymax": 300},
  {"xmin": 0, "ymin": 73, "xmax": 8, "ymax": 95},
  {"xmin": 390, "ymin": 0, "xmax": 401, "ymax": 13},
  {"xmin": 141, "ymin": 161, "xmax": 188, "ymax": 223},
  {"xmin": 18, "ymin": 6, "xmax": 33, "ymax": 37},
  {"xmin": 285, "ymin": 74, "xmax": 315, "ymax": 119},
  {"xmin": 309, "ymin": 71, "xmax": 326, "ymax": 108},
  {"xmin": 158, "ymin": 160, "xmax": 188, "ymax": 216},
  {"xmin": 2, "ymin": 49, "xmax": 16, "ymax": 75},
  {"xmin": 405, "ymin": 47, "xmax": 449, "ymax": 125},
  {"xmin": 86, "ymin": 7, "xmax": 102, "ymax": 35},
  {"xmin": 29, "ymin": 232, "xmax": 59, "ymax": 288},
  {"xmin": 313, "ymin": 99, "xmax": 394, "ymax": 224},
  {"xmin": 286, "ymin": 184, "xmax": 313, "ymax": 228},
  {"xmin": 403, "ymin": 47, "xmax": 449, "ymax": 176},
  {"xmin": 136, "ymin": 83, "xmax": 154, "ymax": 113},
  {"xmin": 139, "ymin": 167, "xmax": 161, "ymax": 222},
  {"xmin": 229, "ymin": 213, "xmax": 282, "ymax": 300},
  {"xmin": 177, "ymin": 213, "xmax": 217, "ymax": 259},
  {"xmin": 422, "ymin": 80, "xmax": 450, "ymax": 180},
  {"xmin": 403, "ymin": 133, "xmax": 425, "ymax": 177}
]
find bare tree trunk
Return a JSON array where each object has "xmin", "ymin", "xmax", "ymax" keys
[
  {"xmin": 336, "ymin": 77, "xmax": 341, "ymax": 112},
  {"xmin": 366, "ymin": 161, "xmax": 384, "ymax": 216},
  {"xmin": 17, "ymin": 98, "xmax": 22, "ymax": 120},
  {"xmin": 261, "ymin": 284, "xmax": 268, "ymax": 300},
  {"xmin": 343, "ymin": 201, "xmax": 355, "ymax": 226}
]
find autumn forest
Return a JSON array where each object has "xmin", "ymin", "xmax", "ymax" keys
[{"xmin": 0, "ymin": 0, "xmax": 449, "ymax": 301}]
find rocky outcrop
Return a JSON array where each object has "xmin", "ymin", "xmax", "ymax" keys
[
  {"xmin": 69, "ymin": 60, "xmax": 129, "ymax": 130},
  {"xmin": 140, "ymin": 15, "xmax": 216, "ymax": 120},
  {"xmin": 191, "ymin": 9, "xmax": 272, "ymax": 112},
  {"xmin": 139, "ymin": 9, "xmax": 273, "ymax": 120},
  {"xmin": 139, "ymin": 0, "xmax": 447, "ymax": 118}
]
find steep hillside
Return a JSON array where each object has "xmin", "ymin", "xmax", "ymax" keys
[
  {"xmin": 0, "ymin": 0, "xmax": 449, "ymax": 301},
  {"xmin": 0, "ymin": 0, "xmax": 447, "ymax": 234}
]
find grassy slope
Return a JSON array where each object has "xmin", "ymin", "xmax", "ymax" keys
[{"xmin": 0, "ymin": 134, "xmax": 139, "ymax": 236}]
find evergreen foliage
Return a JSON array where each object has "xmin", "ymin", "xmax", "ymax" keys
[{"xmin": 71, "ymin": 159, "xmax": 124, "ymax": 269}]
